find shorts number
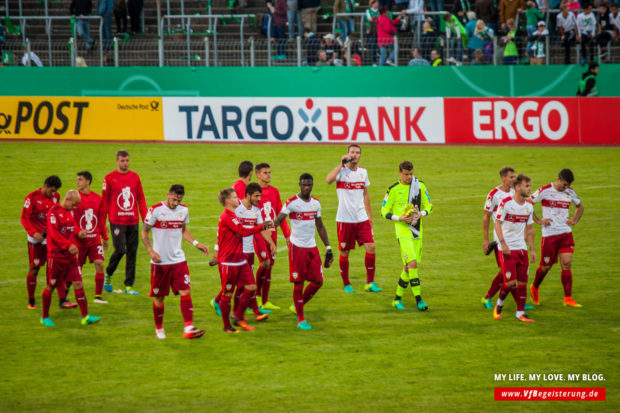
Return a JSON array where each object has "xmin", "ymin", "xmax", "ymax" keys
[
  {"xmin": 97, "ymin": 246, "xmax": 104, "ymax": 256},
  {"xmin": 184, "ymin": 274, "xmax": 190, "ymax": 285}
]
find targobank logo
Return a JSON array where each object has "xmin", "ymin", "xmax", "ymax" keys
[{"xmin": 163, "ymin": 97, "xmax": 445, "ymax": 143}]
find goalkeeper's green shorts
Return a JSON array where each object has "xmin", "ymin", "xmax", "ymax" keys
[{"xmin": 398, "ymin": 237, "xmax": 423, "ymax": 265}]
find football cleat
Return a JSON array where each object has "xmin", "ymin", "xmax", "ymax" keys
[
  {"xmin": 210, "ymin": 297, "xmax": 222, "ymax": 316},
  {"xmin": 563, "ymin": 297, "xmax": 582, "ymax": 307},
  {"xmin": 524, "ymin": 303, "xmax": 535, "ymax": 310},
  {"xmin": 28, "ymin": 299, "xmax": 37, "ymax": 310},
  {"xmin": 60, "ymin": 300, "xmax": 78, "ymax": 309},
  {"xmin": 417, "ymin": 299, "xmax": 429, "ymax": 311},
  {"xmin": 485, "ymin": 241, "xmax": 497, "ymax": 255},
  {"xmin": 103, "ymin": 275, "xmax": 113, "ymax": 293},
  {"xmin": 155, "ymin": 328, "xmax": 166, "ymax": 339},
  {"xmin": 493, "ymin": 304, "xmax": 503, "ymax": 320},
  {"xmin": 364, "ymin": 282, "xmax": 382, "ymax": 292},
  {"xmin": 258, "ymin": 306, "xmax": 272, "ymax": 314},
  {"xmin": 530, "ymin": 284, "xmax": 540, "ymax": 305},
  {"xmin": 343, "ymin": 285, "xmax": 355, "ymax": 293},
  {"xmin": 93, "ymin": 297, "xmax": 108, "ymax": 304},
  {"xmin": 481, "ymin": 296, "xmax": 493, "ymax": 310},
  {"xmin": 261, "ymin": 301, "xmax": 280, "ymax": 310},
  {"xmin": 255, "ymin": 312, "xmax": 269, "ymax": 322},
  {"xmin": 392, "ymin": 299, "xmax": 406, "ymax": 310},
  {"xmin": 297, "ymin": 320, "xmax": 312, "ymax": 330},
  {"xmin": 40, "ymin": 317, "xmax": 55, "ymax": 327},
  {"xmin": 232, "ymin": 318, "xmax": 255, "ymax": 331},
  {"xmin": 223, "ymin": 326, "xmax": 239, "ymax": 334},
  {"xmin": 124, "ymin": 286, "xmax": 140, "ymax": 295},
  {"xmin": 81, "ymin": 314, "xmax": 101, "ymax": 325},
  {"xmin": 183, "ymin": 328, "xmax": 205, "ymax": 339},
  {"xmin": 517, "ymin": 314, "xmax": 535, "ymax": 322},
  {"xmin": 289, "ymin": 304, "xmax": 297, "ymax": 314}
]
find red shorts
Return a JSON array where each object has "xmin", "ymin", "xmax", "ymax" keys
[
  {"xmin": 337, "ymin": 220, "xmax": 374, "ymax": 251},
  {"xmin": 149, "ymin": 261, "xmax": 190, "ymax": 297},
  {"xmin": 28, "ymin": 242, "xmax": 47, "ymax": 268},
  {"xmin": 218, "ymin": 262, "xmax": 255, "ymax": 293},
  {"xmin": 499, "ymin": 250, "xmax": 529, "ymax": 283},
  {"xmin": 244, "ymin": 253, "xmax": 255, "ymax": 270},
  {"xmin": 288, "ymin": 244, "xmax": 323, "ymax": 283},
  {"xmin": 47, "ymin": 256, "xmax": 82, "ymax": 287},
  {"xmin": 78, "ymin": 242, "xmax": 105, "ymax": 267},
  {"xmin": 254, "ymin": 234, "xmax": 275, "ymax": 264},
  {"xmin": 540, "ymin": 232, "xmax": 575, "ymax": 266},
  {"xmin": 494, "ymin": 248, "xmax": 501, "ymax": 268}
]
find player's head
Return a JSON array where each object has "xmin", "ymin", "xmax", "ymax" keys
[
  {"xmin": 556, "ymin": 168, "xmax": 574, "ymax": 191},
  {"xmin": 76, "ymin": 171, "xmax": 92, "ymax": 191},
  {"xmin": 347, "ymin": 144, "xmax": 362, "ymax": 165},
  {"xmin": 218, "ymin": 187, "xmax": 238, "ymax": 208},
  {"xmin": 398, "ymin": 161, "xmax": 414, "ymax": 185},
  {"xmin": 42, "ymin": 175, "xmax": 62, "ymax": 197},
  {"xmin": 245, "ymin": 182, "xmax": 262, "ymax": 206},
  {"xmin": 255, "ymin": 163, "xmax": 271, "ymax": 185},
  {"xmin": 116, "ymin": 150, "xmax": 130, "ymax": 172},
  {"xmin": 167, "ymin": 184, "xmax": 185, "ymax": 208},
  {"xmin": 299, "ymin": 173, "xmax": 314, "ymax": 198},
  {"xmin": 62, "ymin": 189, "xmax": 81, "ymax": 210},
  {"xmin": 514, "ymin": 173, "xmax": 531, "ymax": 197},
  {"xmin": 499, "ymin": 166, "xmax": 516, "ymax": 187},
  {"xmin": 238, "ymin": 160, "xmax": 254, "ymax": 179}
]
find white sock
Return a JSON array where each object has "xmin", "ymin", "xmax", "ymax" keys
[
  {"xmin": 497, "ymin": 298, "xmax": 504, "ymax": 306},
  {"xmin": 516, "ymin": 311, "xmax": 524, "ymax": 318},
  {"xmin": 184, "ymin": 325, "xmax": 194, "ymax": 333}
]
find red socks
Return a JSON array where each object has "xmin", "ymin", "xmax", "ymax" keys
[
  {"xmin": 255, "ymin": 266, "xmax": 265, "ymax": 303},
  {"xmin": 248, "ymin": 290, "xmax": 260, "ymax": 314},
  {"xmin": 180, "ymin": 295, "xmax": 193, "ymax": 325},
  {"xmin": 533, "ymin": 267, "xmax": 549, "ymax": 289},
  {"xmin": 27, "ymin": 273, "xmax": 37, "ymax": 300},
  {"xmin": 95, "ymin": 272, "xmax": 104, "ymax": 296},
  {"xmin": 486, "ymin": 271, "xmax": 503, "ymax": 299},
  {"xmin": 42, "ymin": 288, "xmax": 52, "ymax": 318},
  {"xmin": 234, "ymin": 288, "xmax": 253, "ymax": 320},
  {"xmin": 339, "ymin": 256, "xmax": 350, "ymax": 286},
  {"xmin": 561, "ymin": 270, "xmax": 572, "ymax": 297},
  {"xmin": 74, "ymin": 288, "xmax": 88, "ymax": 317},
  {"xmin": 293, "ymin": 283, "xmax": 305, "ymax": 322},
  {"xmin": 515, "ymin": 284, "xmax": 527, "ymax": 311},
  {"xmin": 153, "ymin": 302, "xmax": 164, "ymax": 329},
  {"xmin": 303, "ymin": 282, "xmax": 321, "ymax": 304},
  {"xmin": 220, "ymin": 295, "xmax": 232, "ymax": 329},
  {"xmin": 261, "ymin": 266, "xmax": 272, "ymax": 304},
  {"xmin": 365, "ymin": 253, "xmax": 376, "ymax": 284}
]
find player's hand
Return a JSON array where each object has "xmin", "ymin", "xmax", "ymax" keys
[
  {"xmin": 196, "ymin": 243, "xmax": 209, "ymax": 256},
  {"xmin": 103, "ymin": 238, "xmax": 109, "ymax": 251},
  {"xmin": 501, "ymin": 243, "xmax": 511, "ymax": 256},
  {"xmin": 324, "ymin": 248, "xmax": 334, "ymax": 268},
  {"xmin": 148, "ymin": 249, "xmax": 162, "ymax": 263},
  {"xmin": 530, "ymin": 251, "xmax": 536, "ymax": 263},
  {"xmin": 341, "ymin": 155, "xmax": 351, "ymax": 165},
  {"xmin": 68, "ymin": 244, "xmax": 79, "ymax": 255},
  {"xmin": 285, "ymin": 237, "xmax": 290, "ymax": 248},
  {"xmin": 540, "ymin": 218, "xmax": 552, "ymax": 226},
  {"xmin": 78, "ymin": 230, "xmax": 87, "ymax": 239},
  {"xmin": 33, "ymin": 232, "xmax": 44, "ymax": 243},
  {"xmin": 269, "ymin": 243, "xmax": 277, "ymax": 255},
  {"xmin": 262, "ymin": 220, "xmax": 274, "ymax": 230},
  {"xmin": 483, "ymin": 240, "xmax": 490, "ymax": 254},
  {"xmin": 209, "ymin": 250, "xmax": 218, "ymax": 266},
  {"xmin": 401, "ymin": 214, "xmax": 414, "ymax": 224},
  {"xmin": 566, "ymin": 217, "xmax": 577, "ymax": 226}
]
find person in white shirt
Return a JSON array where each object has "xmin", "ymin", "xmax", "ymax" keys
[
  {"xmin": 577, "ymin": 3, "xmax": 597, "ymax": 64},
  {"xmin": 21, "ymin": 48, "xmax": 43, "ymax": 66},
  {"xmin": 557, "ymin": 5, "xmax": 580, "ymax": 64}
]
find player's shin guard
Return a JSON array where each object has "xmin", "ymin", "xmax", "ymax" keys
[
  {"xmin": 153, "ymin": 302, "xmax": 164, "ymax": 329},
  {"xmin": 561, "ymin": 270, "xmax": 572, "ymax": 297},
  {"xmin": 303, "ymin": 282, "xmax": 321, "ymax": 304},
  {"xmin": 395, "ymin": 272, "xmax": 409, "ymax": 299},
  {"xmin": 293, "ymin": 283, "xmax": 305, "ymax": 322},
  {"xmin": 248, "ymin": 290, "xmax": 260, "ymax": 314},
  {"xmin": 42, "ymin": 288, "xmax": 52, "ymax": 318},
  {"xmin": 74, "ymin": 288, "xmax": 89, "ymax": 318},
  {"xmin": 515, "ymin": 284, "xmax": 527, "ymax": 311},
  {"xmin": 232, "ymin": 287, "xmax": 242, "ymax": 314},
  {"xmin": 234, "ymin": 288, "xmax": 253, "ymax": 320},
  {"xmin": 533, "ymin": 267, "xmax": 549, "ymax": 289},
  {"xmin": 180, "ymin": 295, "xmax": 194, "ymax": 326},
  {"xmin": 220, "ymin": 295, "xmax": 232, "ymax": 330},
  {"xmin": 486, "ymin": 271, "xmax": 503, "ymax": 299},
  {"xmin": 56, "ymin": 282, "xmax": 67, "ymax": 301},
  {"xmin": 339, "ymin": 256, "xmax": 350, "ymax": 286},
  {"xmin": 365, "ymin": 253, "xmax": 376, "ymax": 284},
  {"xmin": 409, "ymin": 268, "xmax": 421, "ymax": 296},
  {"xmin": 95, "ymin": 272, "xmax": 105, "ymax": 296},
  {"xmin": 498, "ymin": 283, "xmax": 511, "ymax": 301},
  {"xmin": 27, "ymin": 273, "xmax": 37, "ymax": 300}
]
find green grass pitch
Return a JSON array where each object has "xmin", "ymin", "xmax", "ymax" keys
[{"xmin": 0, "ymin": 142, "xmax": 618, "ymax": 412}]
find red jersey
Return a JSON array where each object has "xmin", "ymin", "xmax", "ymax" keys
[
  {"xmin": 257, "ymin": 185, "xmax": 291, "ymax": 243},
  {"xmin": 21, "ymin": 189, "xmax": 60, "ymax": 243},
  {"xmin": 74, "ymin": 190, "xmax": 108, "ymax": 246},
  {"xmin": 46, "ymin": 204, "xmax": 80, "ymax": 259},
  {"xmin": 217, "ymin": 209, "xmax": 263, "ymax": 264},
  {"xmin": 232, "ymin": 179, "xmax": 247, "ymax": 200},
  {"xmin": 100, "ymin": 170, "xmax": 147, "ymax": 226}
]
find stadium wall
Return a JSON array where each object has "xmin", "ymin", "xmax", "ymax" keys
[{"xmin": 1, "ymin": 66, "xmax": 619, "ymax": 144}]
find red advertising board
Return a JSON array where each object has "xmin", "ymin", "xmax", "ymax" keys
[{"xmin": 578, "ymin": 98, "xmax": 620, "ymax": 144}]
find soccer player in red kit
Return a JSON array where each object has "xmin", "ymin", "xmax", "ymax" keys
[
  {"xmin": 232, "ymin": 160, "xmax": 254, "ymax": 200},
  {"xmin": 75, "ymin": 171, "xmax": 109, "ymax": 304},
  {"xmin": 216, "ymin": 188, "xmax": 273, "ymax": 333},
  {"xmin": 493, "ymin": 174, "xmax": 536, "ymax": 323},
  {"xmin": 325, "ymin": 144, "xmax": 380, "ymax": 293},
  {"xmin": 141, "ymin": 184, "xmax": 208, "ymax": 339},
  {"xmin": 273, "ymin": 173, "xmax": 334, "ymax": 330},
  {"xmin": 21, "ymin": 175, "xmax": 75, "ymax": 310},
  {"xmin": 41, "ymin": 190, "xmax": 101, "ymax": 327},
  {"xmin": 100, "ymin": 150, "xmax": 147, "ymax": 295},
  {"xmin": 529, "ymin": 169, "xmax": 584, "ymax": 307},
  {"xmin": 253, "ymin": 163, "xmax": 291, "ymax": 310}
]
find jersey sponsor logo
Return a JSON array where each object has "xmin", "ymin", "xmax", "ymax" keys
[
  {"xmin": 117, "ymin": 186, "xmax": 135, "ymax": 211},
  {"xmin": 505, "ymin": 213, "xmax": 530, "ymax": 223},
  {"xmin": 291, "ymin": 211, "xmax": 317, "ymax": 221},
  {"xmin": 542, "ymin": 199, "xmax": 571, "ymax": 209},
  {"xmin": 80, "ymin": 208, "xmax": 98, "ymax": 233},
  {"xmin": 239, "ymin": 217, "xmax": 257, "ymax": 225},
  {"xmin": 154, "ymin": 220, "xmax": 183, "ymax": 229},
  {"xmin": 336, "ymin": 181, "xmax": 365, "ymax": 190}
]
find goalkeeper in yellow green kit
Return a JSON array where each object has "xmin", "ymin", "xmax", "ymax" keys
[{"xmin": 381, "ymin": 161, "xmax": 433, "ymax": 311}]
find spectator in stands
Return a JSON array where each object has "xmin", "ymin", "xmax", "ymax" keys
[
  {"xmin": 272, "ymin": 0, "xmax": 288, "ymax": 60},
  {"xmin": 0, "ymin": 17, "xmax": 6, "ymax": 56},
  {"xmin": 405, "ymin": 0, "xmax": 426, "ymax": 34},
  {"xmin": 454, "ymin": 0, "xmax": 474, "ymax": 25},
  {"xmin": 420, "ymin": 19, "xmax": 441, "ymax": 59},
  {"xmin": 379, "ymin": 0, "xmax": 394, "ymax": 11},
  {"xmin": 557, "ymin": 4, "xmax": 579, "ymax": 64},
  {"xmin": 443, "ymin": 12, "xmax": 465, "ymax": 64},
  {"xmin": 127, "ymin": 0, "xmax": 143, "ymax": 34},
  {"xmin": 577, "ymin": 3, "xmax": 597, "ymax": 64},
  {"xmin": 524, "ymin": 1, "xmax": 543, "ymax": 54},
  {"xmin": 394, "ymin": 0, "xmax": 409, "ymax": 13},
  {"xmin": 76, "ymin": 56, "xmax": 88, "ymax": 66},
  {"xmin": 97, "ymin": 0, "xmax": 114, "ymax": 50},
  {"xmin": 577, "ymin": 61, "xmax": 598, "ymax": 96},
  {"xmin": 597, "ymin": 2, "xmax": 616, "ymax": 62},
  {"xmin": 21, "ymin": 46, "xmax": 43, "ymax": 67},
  {"xmin": 334, "ymin": 0, "xmax": 354, "ymax": 42},
  {"xmin": 287, "ymin": 0, "xmax": 303, "ymax": 39},
  {"xmin": 377, "ymin": 5, "xmax": 402, "ymax": 65},
  {"xmin": 316, "ymin": 49, "xmax": 329, "ymax": 66},
  {"xmin": 322, "ymin": 33, "xmax": 343, "ymax": 65},
  {"xmin": 470, "ymin": 48, "xmax": 485, "ymax": 63},
  {"xmin": 611, "ymin": 3, "xmax": 620, "ymax": 37},
  {"xmin": 430, "ymin": 48, "xmax": 443, "ymax": 65},
  {"xmin": 114, "ymin": 0, "xmax": 128, "ymax": 34},
  {"xmin": 408, "ymin": 47, "xmax": 430, "ymax": 64},
  {"xmin": 429, "ymin": 0, "xmax": 445, "ymax": 29},
  {"xmin": 499, "ymin": 0, "xmax": 524, "ymax": 31},
  {"xmin": 365, "ymin": 0, "xmax": 380, "ymax": 66},
  {"xmin": 301, "ymin": 0, "xmax": 320, "ymax": 34},
  {"xmin": 465, "ymin": 10, "xmax": 477, "ymax": 35},
  {"xmin": 467, "ymin": 19, "xmax": 493, "ymax": 61},
  {"xmin": 70, "ymin": 0, "xmax": 95, "ymax": 51},
  {"xmin": 475, "ymin": 0, "xmax": 499, "ymax": 33},
  {"xmin": 503, "ymin": 17, "xmax": 519, "ymax": 64},
  {"xmin": 303, "ymin": 27, "xmax": 321, "ymax": 65},
  {"xmin": 565, "ymin": 0, "xmax": 580, "ymax": 17},
  {"xmin": 528, "ymin": 20, "xmax": 548, "ymax": 64}
]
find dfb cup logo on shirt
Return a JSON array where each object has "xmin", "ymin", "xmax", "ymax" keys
[
  {"xmin": 81, "ymin": 208, "xmax": 97, "ymax": 232},
  {"xmin": 117, "ymin": 186, "xmax": 135, "ymax": 211}
]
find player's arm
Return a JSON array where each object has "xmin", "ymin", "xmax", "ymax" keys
[
  {"xmin": 482, "ymin": 211, "xmax": 492, "ymax": 252},
  {"xmin": 532, "ymin": 211, "xmax": 551, "ymax": 226},
  {"xmin": 261, "ymin": 230, "xmax": 277, "ymax": 255},
  {"xmin": 136, "ymin": 177, "xmax": 148, "ymax": 221},
  {"xmin": 381, "ymin": 187, "xmax": 413, "ymax": 224},
  {"xmin": 275, "ymin": 194, "xmax": 291, "ymax": 240},
  {"xmin": 21, "ymin": 195, "xmax": 42, "ymax": 241},
  {"xmin": 526, "ymin": 223, "xmax": 536, "ymax": 263},
  {"xmin": 48, "ymin": 212, "xmax": 76, "ymax": 254},
  {"xmin": 363, "ymin": 187, "xmax": 373, "ymax": 226},
  {"xmin": 182, "ymin": 223, "xmax": 209, "ymax": 256},
  {"xmin": 567, "ymin": 202, "xmax": 584, "ymax": 226},
  {"xmin": 99, "ymin": 177, "xmax": 110, "ymax": 225},
  {"xmin": 494, "ymin": 220, "xmax": 510, "ymax": 256},
  {"xmin": 140, "ymin": 223, "xmax": 162, "ymax": 263},
  {"xmin": 325, "ymin": 156, "xmax": 349, "ymax": 184},
  {"xmin": 315, "ymin": 216, "xmax": 334, "ymax": 268},
  {"xmin": 419, "ymin": 183, "xmax": 433, "ymax": 216},
  {"xmin": 225, "ymin": 214, "xmax": 269, "ymax": 236},
  {"xmin": 272, "ymin": 211, "xmax": 289, "ymax": 228}
]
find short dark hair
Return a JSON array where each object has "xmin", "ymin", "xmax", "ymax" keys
[
  {"xmin": 379, "ymin": 5, "xmax": 388, "ymax": 14},
  {"xmin": 514, "ymin": 173, "xmax": 531, "ymax": 187},
  {"xmin": 116, "ymin": 150, "xmax": 129, "ymax": 159},
  {"xmin": 300, "ymin": 173, "xmax": 314, "ymax": 182},
  {"xmin": 169, "ymin": 184, "xmax": 185, "ymax": 196},
  {"xmin": 245, "ymin": 182, "xmax": 262, "ymax": 196},
  {"xmin": 588, "ymin": 62, "xmax": 599, "ymax": 71},
  {"xmin": 399, "ymin": 161, "xmax": 413, "ymax": 171},
  {"xmin": 255, "ymin": 163, "xmax": 270, "ymax": 173},
  {"xmin": 218, "ymin": 188, "xmax": 235, "ymax": 206},
  {"xmin": 499, "ymin": 166, "xmax": 515, "ymax": 177},
  {"xmin": 348, "ymin": 144, "xmax": 361, "ymax": 153},
  {"xmin": 558, "ymin": 168, "xmax": 574, "ymax": 184},
  {"xmin": 77, "ymin": 171, "xmax": 92, "ymax": 184},
  {"xmin": 238, "ymin": 161, "xmax": 253, "ymax": 178},
  {"xmin": 44, "ymin": 175, "xmax": 62, "ymax": 189}
]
